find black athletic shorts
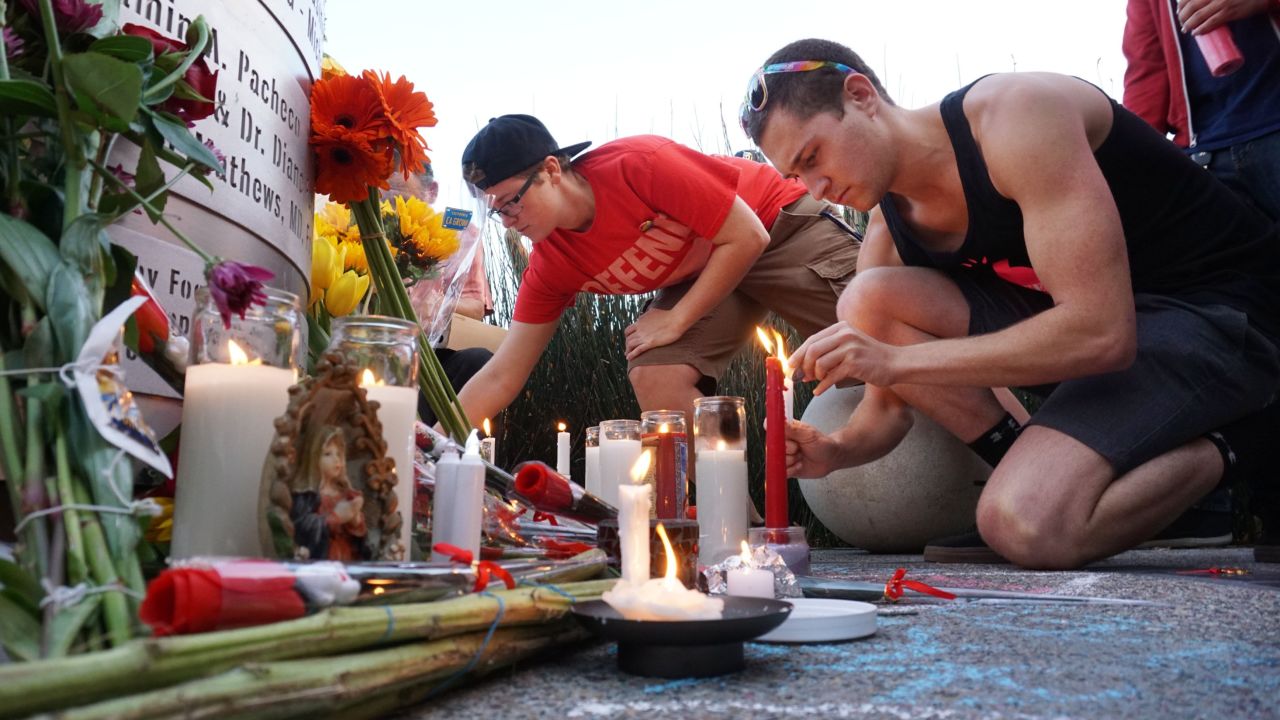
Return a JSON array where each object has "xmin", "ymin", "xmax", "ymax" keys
[{"xmin": 955, "ymin": 272, "xmax": 1280, "ymax": 474}]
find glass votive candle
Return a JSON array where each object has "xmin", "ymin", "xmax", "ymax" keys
[
  {"xmin": 640, "ymin": 410, "xmax": 688, "ymax": 520},
  {"xmin": 692, "ymin": 396, "xmax": 749, "ymax": 566},
  {"xmin": 584, "ymin": 425, "xmax": 601, "ymax": 498},
  {"xmin": 749, "ymin": 526, "xmax": 811, "ymax": 577},
  {"xmin": 327, "ymin": 315, "xmax": 420, "ymax": 559},
  {"xmin": 172, "ymin": 286, "xmax": 304, "ymax": 559},
  {"xmin": 597, "ymin": 419, "xmax": 642, "ymax": 508}
]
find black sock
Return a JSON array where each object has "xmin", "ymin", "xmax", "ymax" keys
[
  {"xmin": 968, "ymin": 413, "xmax": 1023, "ymax": 469},
  {"xmin": 1205, "ymin": 401, "xmax": 1280, "ymax": 486},
  {"xmin": 1206, "ymin": 402, "xmax": 1280, "ymax": 531}
]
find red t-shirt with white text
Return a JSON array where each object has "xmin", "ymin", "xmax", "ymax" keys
[{"xmin": 512, "ymin": 135, "xmax": 808, "ymax": 324}]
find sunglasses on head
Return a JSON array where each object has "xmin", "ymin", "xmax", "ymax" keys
[{"xmin": 738, "ymin": 60, "xmax": 858, "ymax": 134}]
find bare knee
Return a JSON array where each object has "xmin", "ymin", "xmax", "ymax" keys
[
  {"xmin": 836, "ymin": 267, "xmax": 901, "ymax": 335},
  {"xmin": 977, "ymin": 490, "xmax": 1091, "ymax": 570}
]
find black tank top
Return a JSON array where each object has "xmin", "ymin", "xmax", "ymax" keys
[{"xmin": 880, "ymin": 77, "xmax": 1280, "ymax": 340}]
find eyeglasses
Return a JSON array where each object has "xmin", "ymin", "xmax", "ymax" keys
[
  {"xmin": 738, "ymin": 61, "xmax": 858, "ymax": 133},
  {"xmin": 487, "ymin": 170, "xmax": 540, "ymax": 219}
]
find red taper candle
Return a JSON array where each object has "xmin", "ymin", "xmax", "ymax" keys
[{"xmin": 765, "ymin": 355, "xmax": 788, "ymax": 528}]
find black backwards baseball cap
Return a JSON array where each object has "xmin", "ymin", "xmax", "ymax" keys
[{"xmin": 461, "ymin": 114, "xmax": 591, "ymax": 191}]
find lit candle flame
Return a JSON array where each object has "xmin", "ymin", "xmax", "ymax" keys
[
  {"xmin": 226, "ymin": 340, "xmax": 261, "ymax": 366},
  {"xmin": 755, "ymin": 326, "xmax": 774, "ymax": 354},
  {"xmin": 772, "ymin": 329, "xmax": 790, "ymax": 373},
  {"xmin": 656, "ymin": 522, "xmax": 679, "ymax": 581},
  {"xmin": 716, "ymin": 439, "xmax": 727, "ymax": 452},
  {"xmin": 659, "ymin": 422, "xmax": 669, "ymax": 433},
  {"xmin": 360, "ymin": 369, "xmax": 384, "ymax": 387},
  {"xmin": 739, "ymin": 540, "xmax": 752, "ymax": 564},
  {"xmin": 557, "ymin": 421, "xmax": 566, "ymax": 432},
  {"xmin": 629, "ymin": 450, "xmax": 652, "ymax": 484},
  {"xmin": 482, "ymin": 418, "xmax": 491, "ymax": 436}
]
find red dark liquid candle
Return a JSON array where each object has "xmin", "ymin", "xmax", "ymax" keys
[{"xmin": 641, "ymin": 411, "xmax": 688, "ymax": 520}]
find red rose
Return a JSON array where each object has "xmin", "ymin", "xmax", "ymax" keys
[
  {"xmin": 122, "ymin": 23, "xmax": 219, "ymax": 124},
  {"xmin": 139, "ymin": 564, "xmax": 306, "ymax": 636}
]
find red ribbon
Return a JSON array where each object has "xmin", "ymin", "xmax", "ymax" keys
[
  {"xmin": 1176, "ymin": 567, "xmax": 1249, "ymax": 576},
  {"xmin": 432, "ymin": 543, "xmax": 516, "ymax": 592},
  {"xmin": 884, "ymin": 567, "xmax": 957, "ymax": 602},
  {"xmin": 539, "ymin": 538, "xmax": 593, "ymax": 559},
  {"xmin": 531, "ymin": 511, "xmax": 560, "ymax": 526}
]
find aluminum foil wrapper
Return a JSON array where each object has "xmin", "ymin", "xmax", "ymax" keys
[{"xmin": 701, "ymin": 543, "xmax": 802, "ymax": 598}]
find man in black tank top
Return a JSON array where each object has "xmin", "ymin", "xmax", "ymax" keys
[{"xmin": 740, "ymin": 38, "xmax": 1280, "ymax": 569}]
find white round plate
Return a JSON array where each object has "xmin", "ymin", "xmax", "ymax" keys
[{"xmin": 753, "ymin": 598, "xmax": 877, "ymax": 643}]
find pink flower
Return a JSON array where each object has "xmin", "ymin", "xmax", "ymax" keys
[
  {"xmin": 18, "ymin": 0, "xmax": 102, "ymax": 34},
  {"xmin": 3, "ymin": 27, "xmax": 24, "ymax": 59},
  {"xmin": 199, "ymin": 138, "xmax": 226, "ymax": 176},
  {"xmin": 206, "ymin": 261, "xmax": 274, "ymax": 329}
]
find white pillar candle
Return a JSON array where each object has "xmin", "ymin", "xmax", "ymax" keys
[
  {"xmin": 618, "ymin": 482, "xmax": 651, "ymax": 585},
  {"xmin": 584, "ymin": 446, "xmax": 601, "ymax": 498},
  {"xmin": 431, "ymin": 432, "xmax": 485, "ymax": 562},
  {"xmin": 362, "ymin": 382, "xmax": 418, "ymax": 557},
  {"xmin": 598, "ymin": 436, "xmax": 642, "ymax": 507},
  {"xmin": 556, "ymin": 422, "xmax": 571, "ymax": 478},
  {"xmin": 172, "ymin": 362, "xmax": 295, "ymax": 559},
  {"xmin": 728, "ymin": 565, "xmax": 774, "ymax": 598},
  {"xmin": 695, "ymin": 444, "xmax": 749, "ymax": 566},
  {"xmin": 727, "ymin": 541, "xmax": 773, "ymax": 598}
]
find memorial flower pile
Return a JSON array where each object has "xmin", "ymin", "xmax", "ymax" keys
[
  {"xmin": 308, "ymin": 62, "xmax": 471, "ymax": 440},
  {"xmin": 310, "ymin": 196, "xmax": 459, "ymax": 319},
  {"xmin": 0, "ymin": 5, "xmax": 252, "ymax": 659}
]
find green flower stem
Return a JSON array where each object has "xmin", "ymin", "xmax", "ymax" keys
[
  {"xmin": 88, "ymin": 157, "xmax": 214, "ymax": 265},
  {"xmin": 349, "ymin": 194, "xmax": 472, "ymax": 440},
  {"xmin": 0, "ymin": 11, "xmax": 21, "ymax": 212},
  {"xmin": 70, "ymin": 481, "xmax": 133, "ymax": 648},
  {"xmin": 69, "ymin": 623, "xmax": 585, "ymax": 720},
  {"xmin": 37, "ymin": 0, "xmax": 87, "ymax": 227},
  {"xmin": 141, "ymin": 18, "xmax": 209, "ymax": 102},
  {"xmin": 51, "ymin": 419, "xmax": 88, "ymax": 586},
  {"xmin": 98, "ymin": 159, "xmax": 197, "ymax": 226},
  {"xmin": 86, "ymin": 134, "xmax": 119, "ymax": 211},
  {"xmin": 0, "ymin": 578, "xmax": 613, "ymax": 717},
  {"xmin": 0, "ymin": 354, "xmax": 28, "ymax": 509}
]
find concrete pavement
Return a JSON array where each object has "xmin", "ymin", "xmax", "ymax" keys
[{"xmin": 407, "ymin": 547, "xmax": 1280, "ymax": 719}]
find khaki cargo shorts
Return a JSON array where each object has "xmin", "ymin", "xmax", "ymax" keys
[{"xmin": 629, "ymin": 195, "xmax": 860, "ymax": 381}]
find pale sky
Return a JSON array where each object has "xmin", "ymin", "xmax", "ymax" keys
[{"xmin": 324, "ymin": 0, "xmax": 1129, "ymax": 206}]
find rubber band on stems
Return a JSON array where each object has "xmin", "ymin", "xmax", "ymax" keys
[
  {"xmin": 423, "ymin": 591, "xmax": 507, "ymax": 699},
  {"xmin": 14, "ymin": 449, "xmax": 161, "ymax": 610}
]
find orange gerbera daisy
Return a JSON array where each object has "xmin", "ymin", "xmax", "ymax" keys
[
  {"xmin": 362, "ymin": 70, "xmax": 437, "ymax": 178},
  {"xmin": 310, "ymin": 73, "xmax": 385, "ymax": 143},
  {"xmin": 313, "ymin": 134, "xmax": 392, "ymax": 204}
]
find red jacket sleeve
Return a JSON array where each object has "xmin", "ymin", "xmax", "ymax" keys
[{"xmin": 1122, "ymin": 0, "xmax": 1172, "ymax": 135}]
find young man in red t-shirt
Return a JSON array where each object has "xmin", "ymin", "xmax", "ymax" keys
[{"xmin": 455, "ymin": 114, "xmax": 860, "ymax": 429}]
